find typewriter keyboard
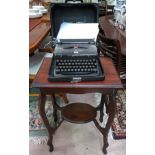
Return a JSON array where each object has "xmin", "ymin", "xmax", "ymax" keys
[{"xmin": 55, "ymin": 56, "xmax": 99, "ymax": 75}]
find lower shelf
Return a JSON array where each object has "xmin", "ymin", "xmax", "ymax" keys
[{"xmin": 61, "ymin": 103, "xmax": 97, "ymax": 124}]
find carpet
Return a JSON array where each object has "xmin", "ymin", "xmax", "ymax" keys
[
  {"xmin": 29, "ymin": 90, "xmax": 126, "ymax": 144},
  {"xmin": 29, "ymin": 95, "xmax": 64, "ymax": 144},
  {"xmin": 111, "ymin": 90, "xmax": 126, "ymax": 140}
]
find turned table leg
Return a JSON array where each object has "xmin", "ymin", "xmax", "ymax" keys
[{"xmin": 38, "ymin": 94, "xmax": 54, "ymax": 152}]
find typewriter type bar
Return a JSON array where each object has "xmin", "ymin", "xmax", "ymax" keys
[{"xmin": 57, "ymin": 39, "xmax": 96, "ymax": 44}]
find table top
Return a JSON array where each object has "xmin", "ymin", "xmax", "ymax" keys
[
  {"xmin": 32, "ymin": 57, "xmax": 123, "ymax": 93},
  {"xmin": 99, "ymin": 15, "xmax": 126, "ymax": 56},
  {"xmin": 29, "ymin": 13, "xmax": 51, "ymax": 55}
]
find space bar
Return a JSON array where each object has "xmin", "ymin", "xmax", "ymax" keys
[{"xmin": 58, "ymin": 72, "xmax": 93, "ymax": 75}]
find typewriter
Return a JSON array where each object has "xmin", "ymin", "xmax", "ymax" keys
[{"xmin": 48, "ymin": 39, "xmax": 105, "ymax": 82}]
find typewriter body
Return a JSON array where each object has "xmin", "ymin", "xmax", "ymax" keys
[
  {"xmin": 48, "ymin": 3, "xmax": 105, "ymax": 82},
  {"xmin": 48, "ymin": 39, "xmax": 105, "ymax": 82}
]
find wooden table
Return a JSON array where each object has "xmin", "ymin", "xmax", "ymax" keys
[
  {"xmin": 29, "ymin": 13, "xmax": 51, "ymax": 55},
  {"xmin": 99, "ymin": 15, "xmax": 126, "ymax": 56},
  {"xmin": 32, "ymin": 56, "xmax": 123, "ymax": 154}
]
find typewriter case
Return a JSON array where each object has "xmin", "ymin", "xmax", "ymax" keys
[{"xmin": 50, "ymin": 3, "xmax": 99, "ymax": 39}]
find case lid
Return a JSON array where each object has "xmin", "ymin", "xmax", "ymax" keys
[{"xmin": 50, "ymin": 3, "xmax": 99, "ymax": 39}]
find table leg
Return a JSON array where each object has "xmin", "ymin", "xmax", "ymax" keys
[
  {"xmin": 38, "ymin": 94, "xmax": 54, "ymax": 152},
  {"xmin": 93, "ymin": 90, "xmax": 117, "ymax": 154},
  {"xmin": 103, "ymin": 91, "xmax": 117, "ymax": 154},
  {"xmin": 51, "ymin": 94, "xmax": 58, "ymax": 123},
  {"xmin": 99, "ymin": 94, "xmax": 106, "ymax": 122}
]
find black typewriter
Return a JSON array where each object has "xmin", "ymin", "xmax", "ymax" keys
[{"xmin": 48, "ymin": 40, "xmax": 105, "ymax": 82}]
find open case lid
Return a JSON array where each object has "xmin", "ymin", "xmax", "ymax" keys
[{"xmin": 50, "ymin": 3, "xmax": 99, "ymax": 39}]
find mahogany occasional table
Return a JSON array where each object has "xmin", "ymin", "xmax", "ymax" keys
[{"xmin": 32, "ymin": 56, "xmax": 123, "ymax": 154}]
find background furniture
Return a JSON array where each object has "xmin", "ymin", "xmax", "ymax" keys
[
  {"xmin": 97, "ymin": 29, "xmax": 126, "ymax": 86},
  {"xmin": 29, "ymin": 13, "xmax": 51, "ymax": 55},
  {"xmin": 29, "ymin": 13, "xmax": 51, "ymax": 85},
  {"xmin": 99, "ymin": 15, "xmax": 126, "ymax": 56},
  {"xmin": 29, "ymin": 13, "xmax": 68, "ymax": 103},
  {"xmin": 97, "ymin": 32, "xmax": 121, "ymax": 73},
  {"xmin": 98, "ymin": 15, "xmax": 126, "ymax": 86},
  {"xmin": 32, "ymin": 57, "xmax": 123, "ymax": 154},
  {"xmin": 29, "ymin": 13, "xmax": 51, "ymax": 88}
]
